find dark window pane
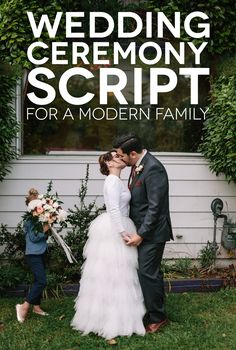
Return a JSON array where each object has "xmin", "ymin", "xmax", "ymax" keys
[{"xmin": 23, "ymin": 42, "xmax": 209, "ymax": 154}]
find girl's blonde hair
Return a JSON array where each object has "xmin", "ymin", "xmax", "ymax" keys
[{"xmin": 25, "ymin": 188, "xmax": 39, "ymax": 205}]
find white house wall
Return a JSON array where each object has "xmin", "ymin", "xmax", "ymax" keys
[{"xmin": 0, "ymin": 153, "xmax": 236, "ymax": 264}]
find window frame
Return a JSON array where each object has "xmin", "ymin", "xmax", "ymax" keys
[{"xmin": 17, "ymin": 72, "xmax": 204, "ymax": 157}]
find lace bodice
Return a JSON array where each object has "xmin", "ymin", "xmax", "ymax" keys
[{"xmin": 104, "ymin": 174, "xmax": 131, "ymax": 233}]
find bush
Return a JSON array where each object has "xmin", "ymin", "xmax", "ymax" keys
[
  {"xmin": 199, "ymin": 74, "xmax": 236, "ymax": 182},
  {"xmin": 0, "ymin": 65, "xmax": 20, "ymax": 181},
  {"xmin": 198, "ymin": 241, "xmax": 218, "ymax": 270},
  {"xmin": 0, "ymin": 224, "xmax": 25, "ymax": 264},
  {"xmin": 48, "ymin": 165, "xmax": 104, "ymax": 280},
  {"xmin": 171, "ymin": 258, "xmax": 192, "ymax": 274},
  {"xmin": 0, "ymin": 264, "xmax": 26, "ymax": 291}
]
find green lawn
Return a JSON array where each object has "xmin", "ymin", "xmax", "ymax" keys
[{"xmin": 0, "ymin": 289, "xmax": 236, "ymax": 350}]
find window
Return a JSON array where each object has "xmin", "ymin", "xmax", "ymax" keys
[{"xmin": 22, "ymin": 41, "xmax": 210, "ymax": 154}]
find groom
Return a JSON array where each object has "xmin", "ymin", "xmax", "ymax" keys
[{"xmin": 113, "ymin": 134, "xmax": 173, "ymax": 333}]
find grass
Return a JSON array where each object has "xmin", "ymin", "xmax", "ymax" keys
[{"xmin": 0, "ymin": 289, "xmax": 236, "ymax": 350}]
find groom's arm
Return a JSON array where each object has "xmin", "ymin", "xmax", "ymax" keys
[{"xmin": 137, "ymin": 164, "xmax": 168, "ymax": 239}]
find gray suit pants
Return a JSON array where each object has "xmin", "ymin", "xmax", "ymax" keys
[{"xmin": 138, "ymin": 241, "xmax": 166, "ymax": 324}]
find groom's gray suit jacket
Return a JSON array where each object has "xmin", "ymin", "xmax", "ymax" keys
[{"xmin": 129, "ymin": 152, "xmax": 173, "ymax": 243}]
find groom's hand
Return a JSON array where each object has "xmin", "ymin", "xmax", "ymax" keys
[{"xmin": 126, "ymin": 233, "xmax": 143, "ymax": 246}]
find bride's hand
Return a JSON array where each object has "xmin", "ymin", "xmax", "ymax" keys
[
  {"xmin": 126, "ymin": 233, "xmax": 143, "ymax": 247},
  {"xmin": 121, "ymin": 232, "xmax": 132, "ymax": 243}
]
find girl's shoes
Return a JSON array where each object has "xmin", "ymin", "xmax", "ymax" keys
[
  {"xmin": 33, "ymin": 310, "xmax": 49, "ymax": 316},
  {"xmin": 16, "ymin": 304, "xmax": 48, "ymax": 322},
  {"xmin": 15, "ymin": 304, "xmax": 26, "ymax": 323}
]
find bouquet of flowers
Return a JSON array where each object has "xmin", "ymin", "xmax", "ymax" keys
[
  {"xmin": 26, "ymin": 194, "xmax": 67, "ymax": 226},
  {"xmin": 23, "ymin": 182, "xmax": 77, "ymax": 263}
]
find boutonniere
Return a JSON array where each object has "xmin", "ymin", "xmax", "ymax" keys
[{"xmin": 135, "ymin": 164, "xmax": 144, "ymax": 174}]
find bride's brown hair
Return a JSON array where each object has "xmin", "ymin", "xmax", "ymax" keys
[{"xmin": 99, "ymin": 151, "xmax": 114, "ymax": 176}]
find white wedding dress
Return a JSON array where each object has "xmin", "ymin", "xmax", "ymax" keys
[{"xmin": 71, "ymin": 174, "xmax": 145, "ymax": 339}]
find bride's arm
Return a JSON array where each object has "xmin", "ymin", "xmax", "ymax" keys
[{"xmin": 104, "ymin": 176, "xmax": 126, "ymax": 235}]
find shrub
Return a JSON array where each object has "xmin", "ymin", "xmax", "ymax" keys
[
  {"xmin": 49, "ymin": 165, "xmax": 104, "ymax": 279},
  {"xmin": 199, "ymin": 74, "xmax": 236, "ymax": 182},
  {"xmin": 0, "ymin": 264, "xmax": 26, "ymax": 291},
  {"xmin": 0, "ymin": 65, "xmax": 20, "ymax": 181},
  {"xmin": 0, "ymin": 223, "xmax": 25, "ymax": 264},
  {"xmin": 171, "ymin": 258, "xmax": 192, "ymax": 274},
  {"xmin": 198, "ymin": 241, "xmax": 218, "ymax": 270}
]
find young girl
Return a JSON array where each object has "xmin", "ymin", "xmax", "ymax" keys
[{"xmin": 16, "ymin": 188, "xmax": 51, "ymax": 323}]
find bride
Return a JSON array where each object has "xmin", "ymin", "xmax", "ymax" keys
[{"xmin": 71, "ymin": 150, "xmax": 145, "ymax": 344}]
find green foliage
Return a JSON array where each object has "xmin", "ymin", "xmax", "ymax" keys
[
  {"xmin": 0, "ymin": 0, "xmax": 125, "ymax": 68},
  {"xmin": 1, "ymin": 0, "xmax": 234, "ymax": 68},
  {"xmin": 48, "ymin": 164, "xmax": 104, "ymax": 279},
  {"xmin": 149, "ymin": 0, "xmax": 236, "ymax": 56},
  {"xmin": 162, "ymin": 258, "xmax": 193, "ymax": 278},
  {"xmin": 0, "ymin": 264, "xmax": 26, "ymax": 291},
  {"xmin": 215, "ymin": 54, "xmax": 236, "ymax": 78},
  {"xmin": 0, "ymin": 224, "xmax": 25, "ymax": 263},
  {"xmin": 198, "ymin": 241, "xmax": 218, "ymax": 269},
  {"xmin": 58, "ymin": 0, "xmax": 125, "ymax": 20},
  {"xmin": 0, "ymin": 0, "xmax": 64, "ymax": 68},
  {"xmin": 0, "ymin": 64, "xmax": 20, "ymax": 181},
  {"xmin": 199, "ymin": 74, "xmax": 236, "ymax": 182},
  {"xmin": 171, "ymin": 257, "xmax": 192, "ymax": 274},
  {"xmin": 43, "ymin": 272, "xmax": 65, "ymax": 299},
  {"xmin": 49, "ymin": 164, "xmax": 104, "ymax": 278}
]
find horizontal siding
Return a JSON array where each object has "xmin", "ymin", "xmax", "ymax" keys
[
  {"xmin": 1, "ymin": 178, "xmax": 236, "ymax": 196},
  {"xmin": 5, "ymin": 159, "xmax": 226, "ymax": 181},
  {"xmin": 1, "ymin": 195, "xmax": 235, "ymax": 214},
  {"xmin": 0, "ymin": 211, "xmax": 229, "ymax": 229},
  {"xmin": 164, "ymin": 242, "xmax": 234, "ymax": 262},
  {"xmin": 0, "ymin": 154, "xmax": 236, "ymax": 261}
]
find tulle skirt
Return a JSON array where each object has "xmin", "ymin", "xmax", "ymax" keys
[{"xmin": 71, "ymin": 212, "xmax": 146, "ymax": 339}]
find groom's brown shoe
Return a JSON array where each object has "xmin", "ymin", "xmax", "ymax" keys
[{"xmin": 145, "ymin": 319, "xmax": 168, "ymax": 333}]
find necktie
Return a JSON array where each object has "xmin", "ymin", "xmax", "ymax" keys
[
  {"xmin": 131, "ymin": 165, "xmax": 136, "ymax": 181},
  {"xmin": 128, "ymin": 166, "xmax": 136, "ymax": 189}
]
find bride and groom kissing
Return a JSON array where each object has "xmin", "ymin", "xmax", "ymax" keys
[{"xmin": 71, "ymin": 133, "xmax": 173, "ymax": 344}]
